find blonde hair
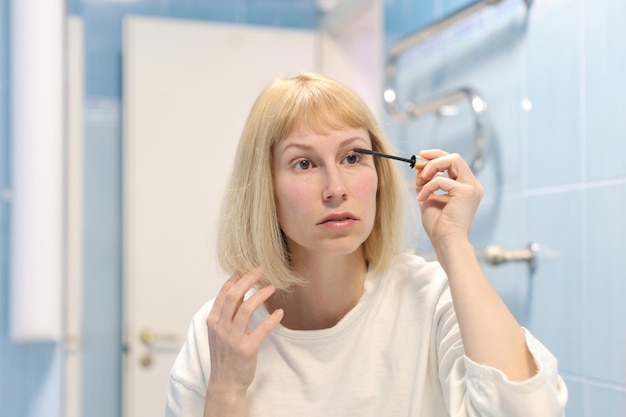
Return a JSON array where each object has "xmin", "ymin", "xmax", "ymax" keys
[{"xmin": 217, "ymin": 73, "xmax": 407, "ymax": 291}]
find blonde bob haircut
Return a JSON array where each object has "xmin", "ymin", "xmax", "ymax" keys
[{"xmin": 217, "ymin": 72, "xmax": 407, "ymax": 291}]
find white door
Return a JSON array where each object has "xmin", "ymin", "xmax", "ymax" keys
[{"xmin": 122, "ymin": 17, "xmax": 315, "ymax": 417}]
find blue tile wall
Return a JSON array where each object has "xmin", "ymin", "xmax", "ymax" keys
[
  {"xmin": 442, "ymin": 0, "xmax": 476, "ymax": 15},
  {"xmin": 583, "ymin": 0, "xmax": 626, "ymax": 181},
  {"xmin": 584, "ymin": 184, "xmax": 626, "ymax": 385},
  {"xmin": 526, "ymin": 0, "xmax": 582, "ymax": 188},
  {"xmin": 4, "ymin": 0, "xmax": 626, "ymax": 415},
  {"xmin": 82, "ymin": 99, "xmax": 124, "ymax": 417},
  {"xmin": 385, "ymin": 0, "xmax": 435, "ymax": 41},
  {"xmin": 563, "ymin": 377, "xmax": 587, "ymax": 417},
  {"xmin": 526, "ymin": 189, "xmax": 585, "ymax": 375},
  {"xmin": 385, "ymin": 0, "xmax": 626, "ymax": 415},
  {"xmin": 0, "ymin": 0, "xmax": 318, "ymax": 416},
  {"xmin": 479, "ymin": 195, "xmax": 530, "ymax": 323},
  {"xmin": 588, "ymin": 382, "xmax": 626, "ymax": 417}
]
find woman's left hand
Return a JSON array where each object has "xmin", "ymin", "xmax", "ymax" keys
[{"xmin": 414, "ymin": 149, "xmax": 483, "ymax": 248}]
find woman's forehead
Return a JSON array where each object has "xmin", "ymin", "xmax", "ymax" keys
[
  {"xmin": 284, "ymin": 124, "xmax": 368, "ymax": 141},
  {"xmin": 286, "ymin": 114, "xmax": 364, "ymax": 137}
]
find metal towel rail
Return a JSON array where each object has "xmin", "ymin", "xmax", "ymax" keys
[
  {"xmin": 422, "ymin": 242, "xmax": 541, "ymax": 271},
  {"xmin": 399, "ymin": 87, "xmax": 488, "ymax": 172},
  {"xmin": 384, "ymin": 0, "xmax": 533, "ymax": 172}
]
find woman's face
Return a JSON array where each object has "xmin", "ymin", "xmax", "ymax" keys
[{"xmin": 272, "ymin": 124, "xmax": 378, "ymax": 260}]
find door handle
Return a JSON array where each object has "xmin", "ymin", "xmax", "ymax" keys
[{"xmin": 139, "ymin": 328, "xmax": 181, "ymax": 348}]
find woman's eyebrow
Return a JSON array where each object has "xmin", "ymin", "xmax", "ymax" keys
[{"xmin": 339, "ymin": 136, "xmax": 369, "ymax": 148}]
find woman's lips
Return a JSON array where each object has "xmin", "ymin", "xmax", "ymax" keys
[{"xmin": 318, "ymin": 213, "xmax": 357, "ymax": 229}]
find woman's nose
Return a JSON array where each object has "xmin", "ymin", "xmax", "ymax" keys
[{"xmin": 322, "ymin": 167, "xmax": 347, "ymax": 201}]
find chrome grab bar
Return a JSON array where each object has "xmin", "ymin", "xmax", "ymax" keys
[
  {"xmin": 421, "ymin": 242, "xmax": 541, "ymax": 271},
  {"xmin": 480, "ymin": 242, "xmax": 539, "ymax": 270}
]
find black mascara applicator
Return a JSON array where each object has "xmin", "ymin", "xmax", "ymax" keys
[{"xmin": 353, "ymin": 148, "xmax": 427, "ymax": 169}]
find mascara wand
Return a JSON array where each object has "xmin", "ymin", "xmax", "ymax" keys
[{"xmin": 353, "ymin": 148, "xmax": 427, "ymax": 169}]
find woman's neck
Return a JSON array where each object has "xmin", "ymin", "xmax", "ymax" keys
[{"xmin": 266, "ymin": 251, "xmax": 368, "ymax": 330}]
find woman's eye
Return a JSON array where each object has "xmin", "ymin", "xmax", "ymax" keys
[
  {"xmin": 294, "ymin": 159, "xmax": 312, "ymax": 170},
  {"xmin": 344, "ymin": 153, "xmax": 361, "ymax": 165}
]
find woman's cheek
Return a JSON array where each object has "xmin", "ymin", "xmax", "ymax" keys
[{"xmin": 354, "ymin": 170, "xmax": 378, "ymax": 198}]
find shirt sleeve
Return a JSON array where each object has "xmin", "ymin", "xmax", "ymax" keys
[
  {"xmin": 166, "ymin": 301, "xmax": 213, "ymax": 417},
  {"xmin": 433, "ymin": 286, "xmax": 568, "ymax": 417},
  {"xmin": 166, "ymin": 378, "xmax": 205, "ymax": 417},
  {"xmin": 463, "ymin": 329, "xmax": 568, "ymax": 417}
]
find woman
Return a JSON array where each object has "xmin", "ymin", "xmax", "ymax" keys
[{"xmin": 166, "ymin": 73, "xmax": 567, "ymax": 416}]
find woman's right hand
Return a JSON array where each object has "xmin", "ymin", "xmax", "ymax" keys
[{"xmin": 205, "ymin": 269, "xmax": 284, "ymax": 408}]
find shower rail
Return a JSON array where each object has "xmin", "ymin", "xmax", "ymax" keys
[
  {"xmin": 401, "ymin": 87, "xmax": 488, "ymax": 172},
  {"xmin": 384, "ymin": 0, "xmax": 533, "ymax": 172},
  {"xmin": 422, "ymin": 242, "xmax": 540, "ymax": 271}
]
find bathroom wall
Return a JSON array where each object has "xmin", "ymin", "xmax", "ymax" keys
[
  {"xmin": 384, "ymin": 0, "xmax": 626, "ymax": 416},
  {"xmin": 1, "ymin": 0, "xmax": 624, "ymax": 416},
  {"xmin": 0, "ymin": 1, "xmax": 319, "ymax": 416}
]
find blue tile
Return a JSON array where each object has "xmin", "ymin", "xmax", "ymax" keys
[
  {"xmin": 0, "ymin": 342, "xmax": 63, "ymax": 417},
  {"xmin": 246, "ymin": 0, "xmax": 313, "ymax": 5},
  {"xmin": 468, "ymin": 148, "xmax": 516, "ymax": 249},
  {"xmin": 167, "ymin": 0, "xmax": 243, "ymax": 7},
  {"xmin": 477, "ymin": 57, "xmax": 525, "ymax": 193},
  {"xmin": 246, "ymin": 0, "xmax": 316, "ymax": 11},
  {"xmin": 0, "ymin": 93, "xmax": 7, "ymax": 288},
  {"xmin": 244, "ymin": 4, "xmax": 317, "ymax": 28},
  {"xmin": 162, "ymin": 5, "xmax": 244, "ymax": 23},
  {"xmin": 162, "ymin": 0, "xmax": 245, "ymax": 23},
  {"xmin": 0, "ymin": 0, "xmax": 6, "ymax": 90},
  {"xmin": 68, "ymin": 0, "xmax": 83, "ymax": 14},
  {"xmin": 525, "ymin": 0, "xmax": 582, "ymax": 188},
  {"xmin": 82, "ymin": 0, "xmax": 155, "ymax": 4},
  {"xmin": 243, "ymin": 0, "xmax": 317, "ymax": 28},
  {"xmin": 441, "ymin": 0, "xmax": 474, "ymax": 16},
  {"xmin": 83, "ymin": 6, "xmax": 127, "ymax": 97},
  {"xmin": 480, "ymin": 196, "xmax": 531, "ymax": 324},
  {"xmin": 588, "ymin": 383, "xmax": 626, "ymax": 417},
  {"xmin": 562, "ymin": 376, "xmax": 586, "ymax": 417},
  {"xmin": 0, "ymin": 93, "xmax": 7, "ymax": 185},
  {"xmin": 526, "ymin": 190, "xmax": 585, "ymax": 375},
  {"xmin": 584, "ymin": 183, "xmax": 626, "ymax": 384},
  {"xmin": 583, "ymin": 0, "xmax": 626, "ymax": 181},
  {"xmin": 476, "ymin": 23, "xmax": 527, "ymax": 146},
  {"xmin": 385, "ymin": 0, "xmax": 436, "ymax": 40},
  {"xmin": 82, "ymin": 99, "xmax": 124, "ymax": 417}
]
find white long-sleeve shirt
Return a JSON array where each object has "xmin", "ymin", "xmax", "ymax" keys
[{"xmin": 166, "ymin": 253, "xmax": 568, "ymax": 416}]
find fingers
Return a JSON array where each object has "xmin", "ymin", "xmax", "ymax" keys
[
  {"xmin": 417, "ymin": 176, "xmax": 458, "ymax": 202},
  {"xmin": 415, "ymin": 150, "xmax": 480, "ymax": 189},
  {"xmin": 205, "ymin": 270, "xmax": 283, "ymax": 393},
  {"xmin": 217, "ymin": 269, "xmax": 264, "ymax": 324},
  {"xmin": 231, "ymin": 284, "xmax": 276, "ymax": 332},
  {"xmin": 416, "ymin": 151, "xmax": 471, "ymax": 183},
  {"xmin": 414, "ymin": 150, "xmax": 483, "ymax": 231},
  {"xmin": 209, "ymin": 274, "xmax": 240, "ymax": 322},
  {"xmin": 247, "ymin": 308, "xmax": 284, "ymax": 347},
  {"xmin": 208, "ymin": 268, "xmax": 282, "ymax": 346}
]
